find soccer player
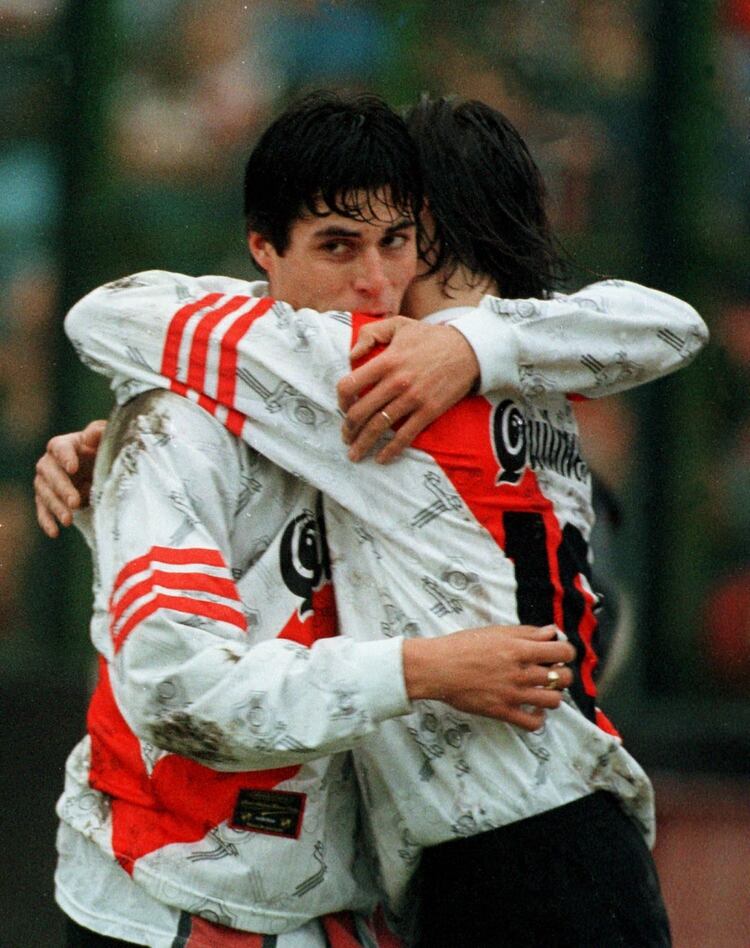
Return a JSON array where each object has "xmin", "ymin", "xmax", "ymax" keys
[{"xmin": 41, "ymin": 93, "xmax": 578, "ymax": 948}]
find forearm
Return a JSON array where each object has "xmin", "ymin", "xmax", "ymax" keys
[{"xmin": 452, "ymin": 280, "xmax": 709, "ymax": 398}]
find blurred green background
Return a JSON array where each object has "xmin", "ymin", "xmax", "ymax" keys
[{"xmin": 1, "ymin": 0, "xmax": 749, "ymax": 944}]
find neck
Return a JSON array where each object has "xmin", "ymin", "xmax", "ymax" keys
[{"xmin": 403, "ymin": 266, "xmax": 499, "ymax": 320}]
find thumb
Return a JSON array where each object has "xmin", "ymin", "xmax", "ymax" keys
[
  {"xmin": 518, "ymin": 624, "xmax": 560, "ymax": 641},
  {"xmin": 81, "ymin": 419, "xmax": 107, "ymax": 451}
]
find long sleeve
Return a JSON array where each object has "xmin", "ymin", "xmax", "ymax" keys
[
  {"xmin": 65, "ymin": 271, "xmax": 381, "ymax": 513},
  {"xmin": 92, "ymin": 389, "xmax": 409, "ymax": 772},
  {"xmin": 449, "ymin": 279, "xmax": 709, "ymax": 398}
]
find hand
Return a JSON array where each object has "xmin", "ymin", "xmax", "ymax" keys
[
  {"xmin": 34, "ymin": 420, "xmax": 107, "ymax": 537},
  {"xmin": 402, "ymin": 624, "xmax": 575, "ymax": 732},
  {"xmin": 337, "ymin": 316, "xmax": 480, "ymax": 463}
]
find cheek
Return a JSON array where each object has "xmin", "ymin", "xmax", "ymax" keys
[{"xmin": 390, "ymin": 255, "xmax": 418, "ymax": 289}]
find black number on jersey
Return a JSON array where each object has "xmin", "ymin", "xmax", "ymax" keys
[{"xmin": 503, "ymin": 512, "xmax": 598, "ymax": 722}]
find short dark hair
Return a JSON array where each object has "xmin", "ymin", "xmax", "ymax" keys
[
  {"xmin": 405, "ymin": 96, "xmax": 563, "ymax": 299},
  {"xmin": 244, "ymin": 90, "xmax": 423, "ymax": 253}
]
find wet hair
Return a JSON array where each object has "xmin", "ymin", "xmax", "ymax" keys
[
  {"xmin": 405, "ymin": 96, "xmax": 564, "ymax": 298},
  {"xmin": 244, "ymin": 90, "xmax": 423, "ymax": 254}
]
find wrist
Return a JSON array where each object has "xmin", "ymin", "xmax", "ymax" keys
[
  {"xmin": 446, "ymin": 325, "xmax": 481, "ymax": 394},
  {"xmin": 402, "ymin": 637, "xmax": 447, "ymax": 701}
]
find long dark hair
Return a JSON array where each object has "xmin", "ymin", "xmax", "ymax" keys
[{"xmin": 406, "ymin": 95, "xmax": 564, "ymax": 298}]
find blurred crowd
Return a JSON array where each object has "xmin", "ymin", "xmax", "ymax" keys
[{"xmin": 0, "ymin": 0, "xmax": 748, "ymax": 693}]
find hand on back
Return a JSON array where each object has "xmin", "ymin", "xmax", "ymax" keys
[{"xmin": 34, "ymin": 420, "xmax": 106, "ymax": 537}]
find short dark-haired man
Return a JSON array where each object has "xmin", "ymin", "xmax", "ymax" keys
[
  {"xmin": 47, "ymin": 93, "xmax": 706, "ymax": 945},
  {"xmin": 45, "ymin": 92, "xmax": 580, "ymax": 948}
]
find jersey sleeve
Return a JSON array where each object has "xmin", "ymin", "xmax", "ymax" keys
[
  {"xmin": 64, "ymin": 270, "xmax": 399, "ymax": 513},
  {"xmin": 95, "ymin": 389, "xmax": 409, "ymax": 773},
  {"xmin": 449, "ymin": 279, "xmax": 709, "ymax": 398}
]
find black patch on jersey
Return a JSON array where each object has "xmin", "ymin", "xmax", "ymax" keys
[
  {"xmin": 279, "ymin": 495, "xmax": 331, "ymax": 619},
  {"xmin": 491, "ymin": 399, "xmax": 527, "ymax": 484},
  {"xmin": 231, "ymin": 788, "xmax": 306, "ymax": 839}
]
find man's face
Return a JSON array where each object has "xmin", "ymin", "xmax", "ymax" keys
[{"xmin": 249, "ymin": 191, "xmax": 418, "ymax": 315}]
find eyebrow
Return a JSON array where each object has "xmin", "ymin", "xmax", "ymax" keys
[{"xmin": 313, "ymin": 218, "xmax": 416, "ymax": 240}]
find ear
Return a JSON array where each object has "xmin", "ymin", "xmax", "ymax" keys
[{"xmin": 248, "ymin": 231, "xmax": 273, "ymax": 274}]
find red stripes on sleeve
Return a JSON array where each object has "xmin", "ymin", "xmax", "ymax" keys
[
  {"xmin": 110, "ymin": 546, "xmax": 247, "ymax": 652},
  {"xmin": 159, "ymin": 293, "xmax": 275, "ymax": 437}
]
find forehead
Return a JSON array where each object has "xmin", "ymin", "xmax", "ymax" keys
[{"xmin": 289, "ymin": 188, "xmax": 415, "ymax": 243}]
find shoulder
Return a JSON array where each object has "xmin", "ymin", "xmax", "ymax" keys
[{"xmin": 100, "ymin": 390, "xmax": 242, "ymax": 477}]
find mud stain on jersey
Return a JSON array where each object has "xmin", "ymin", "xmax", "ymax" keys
[
  {"xmin": 149, "ymin": 712, "xmax": 238, "ymax": 765},
  {"xmin": 96, "ymin": 389, "xmax": 173, "ymax": 483}
]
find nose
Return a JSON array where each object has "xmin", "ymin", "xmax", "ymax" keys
[{"xmin": 353, "ymin": 248, "xmax": 387, "ymax": 298}]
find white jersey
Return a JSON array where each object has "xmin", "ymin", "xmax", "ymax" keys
[
  {"xmin": 55, "ymin": 388, "xmax": 412, "ymax": 943},
  {"xmin": 66, "ymin": 271, "xmax": 708, "ymax": 918}
]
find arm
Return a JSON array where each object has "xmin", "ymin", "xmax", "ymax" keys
[
  {"xmin": 96, "ymin": 390, "xmax": 412, "ymax": 770},
  {"xmin": 452, "ymin": 279, "xmax": 709, "ymax": 398},
  {"xmin": 337, "ymin": 280, "xmax": 709, "ymax": 458},
  {"xmin": 44, "ymin": 407, "xmax": 575, "ymax": 743}
]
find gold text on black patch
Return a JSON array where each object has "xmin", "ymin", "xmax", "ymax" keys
[{"xmin": 231, "ymin": 789, "xmax": 306, "ymax": 839}]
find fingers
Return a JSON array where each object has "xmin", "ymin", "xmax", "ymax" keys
[
  {"xmin": 46, "ymin": 432, "xmax": 83, "ymax": 475},
  {"xmin": 346, "ymin": 391, "xmax": 419, "ymax": 462},
  {"xmin": 348, "ymin": 317, "xmax": 403, "ymax": 363},
  {"xmin": 340, "ymin": 362, "xmax": 412, "ymax": 432},
  {"xmin": 34, "ymin": 469, "xmax": 78, "ymax": 536},
  {"xmin": 35, "ymin": 492, "xmax": 60, "ymax": 538},
  {"xmin": 35, "ymin": 453, "xmax": 81, "ymax": 510},
  {"xmin": 503, "ymin": 705, "xmax": 547, "ymax": 732},
  {"xmin": 374, "ymin": 410, "xmax": 428, "ymax": 463},
  {"xmin": 81, "ymin": 419, "xmax": 107, "ymax": 450},
  {"xmin": 337, "ymin": 318, "xmax": 408, "ymax": 412}
]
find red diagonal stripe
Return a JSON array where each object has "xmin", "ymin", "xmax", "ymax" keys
[
  {"xmin": 170, "ymin": 380, "xmax": 248, "ymax": 438},
  {"xmin": 574, "ymin": 573, "xmax": 599, "ymax": 695},
  {"xmin": 321, "ymin": 913, "xmax": 364, "ymax": 947},
  {"xmin": 161, "ymin": 293, "xmax": 224, "ymax": 379},
  {"xmin": 186, "ymin": 916, "xmax": 266, "ymax": 946},
  {"xmin": 186, "ymin": 295, "xmax": 251, "ymax": 392},
  {"xmin": 216, "ymin": 297, "xmax": 275, "ymax": 407},
  {"xmin": 112, "ymin": 570, "xmax": 240, "ymax": 628},
  {"xmin": 113, "ymin": 547, "xmax": 228, "ymax": 599},
  {"xmin": 224, "ymin": 408, "xmax": 247, "ymax": 436},
  {"xmin": 113, "ymin": 593, "xmax": 247, "ymax": 652}
]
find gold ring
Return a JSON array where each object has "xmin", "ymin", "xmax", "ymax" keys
[
  {"xmin": 381, "ymin": 409, "xmax": 394, "ymax": 428},
  {"xmin": 544, "ymin": 669, "xmax": 561, "ymax": 690}
]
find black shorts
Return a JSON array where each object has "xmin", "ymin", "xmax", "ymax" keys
[
  {"xmin": 65, "ymin": 917, "xmax": 143, "ymax": 947},
  {"xmin": 416, "ymin": 791, "xmax": 671, "ymax": 947}
]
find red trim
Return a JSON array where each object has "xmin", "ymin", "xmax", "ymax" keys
[
  {"xmin": 88, "ymin": 657, "xmax": 155, "ymax": 810},
  {"xmin": 224, "ymin": 408, "xmax": 247, "ymax": 436},
  {"xmin": 186, "ymin": 296, "xmax": 251, "ymax": 392},
  {"xmin": 112, "ymin": 547, "xmax": 228, "ymax": 598},
  {"xmin": 161, "ymin": 293, "xmax": 224, "ymax": 379},
  {"xmin": 595, "ymin": 707, "xmax": 621, "ymax": 737},
  {"xmin": 573, "ymin": 573, "xmax": 599, "ymax": 696},
  {"xmin": 168, "ymin": 380, "xmax": 247, "ymax": 435},
  {"xmin": 185, "ymin": 917, "xmax": 265, "ymax": 946},
  {"xmin": 112, "ymin": 570, "xmax": 240, "ymax": 628},
  {"xmin": 321, "ymin": 913, "xmax": 363, "ymax": 947},
  {"xmin": 112, "ymin": 593, "xmax": 247, "ymax": 652},
  {"xmin": 216, "ymin": 297, "xmax": 275, "ymax": 406}
]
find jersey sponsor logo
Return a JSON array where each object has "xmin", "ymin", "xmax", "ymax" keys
[
  {"xmin": 279, "ymin": 496, "xmax": 331, "ymax": 620},
  {"xmin": 490, "ymin": 398, "xmax": 588, "ymax": 485},
  {"xmin": 231, "ymin": 788, "xmax": 306, "ymax": 839}
]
